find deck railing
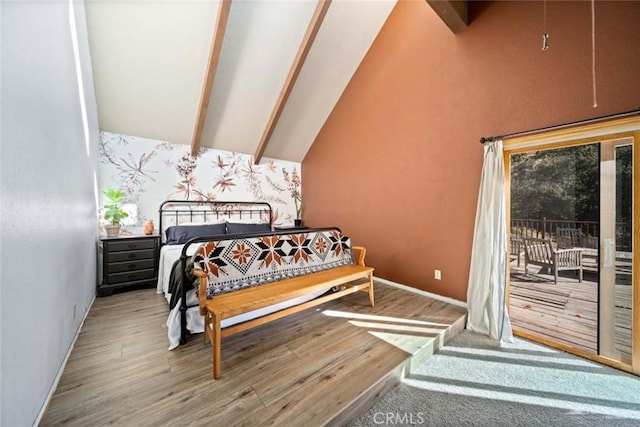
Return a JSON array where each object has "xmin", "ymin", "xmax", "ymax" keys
[{"xmin": 511, "ymin": 218, "xmax": 632, "ymax": 251}]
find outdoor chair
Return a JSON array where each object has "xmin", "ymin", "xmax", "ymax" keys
[
  {"xmin": 510, "ymin": 234, "xmax": 523, "ymax": 266},
  {"xmin": 523, "ymin": 237, "xmax": 583, "ymax": 284},
  {"xmin": 556, "ymin": 227, "xmax": 582, "ymax": 249}
]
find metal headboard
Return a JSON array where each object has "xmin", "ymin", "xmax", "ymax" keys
[{"xmin": 158, "ymin": 200, "xmax": 273, "ymax": 245}]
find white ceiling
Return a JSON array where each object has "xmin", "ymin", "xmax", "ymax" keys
[{"xmin": 85, "ymin": 0, "xmax": 396, "ymax": 163}]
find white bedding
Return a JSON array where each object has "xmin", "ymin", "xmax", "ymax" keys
[
  {"xmin": 157, "ymin": 243, "xmax": 192, "ymax": 297},
  {"xmin": 157, "ymin": 243, "xmax": 329, "ymax": 350}
]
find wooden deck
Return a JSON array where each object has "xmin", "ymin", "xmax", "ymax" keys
[
  {"xmin": 509, "ymin": 264, "xmax": 598, "ymax": 353},
  {"xmin": 41, "ymin": 283, "xmax": 466, "ymax": 426},
  {"xmin": 509, "ymin": 260, "xmax": 632, "ymax": 357}
]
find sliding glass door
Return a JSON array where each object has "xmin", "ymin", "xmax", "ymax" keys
[{"xmin": 504, "ymin": 119, "xmax": 638, "ymax": 374}]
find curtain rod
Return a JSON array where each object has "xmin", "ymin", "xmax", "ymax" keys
[{"xmin": 479, "ymin": 108, "xmax": 640, "ymax": 144}]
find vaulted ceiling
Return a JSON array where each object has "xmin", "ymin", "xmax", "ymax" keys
[{"xmin": 85, "ymin": 0, "xmax": 398, "ymax": 163}]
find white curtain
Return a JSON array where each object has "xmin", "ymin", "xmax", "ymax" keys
[{"xmin": 466, "ymin": 139, "xmax": 513, "ymax": 343}]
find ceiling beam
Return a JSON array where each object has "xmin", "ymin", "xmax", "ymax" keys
[
  {"xmin": 254, "ymin": 0, "xmax": 332, "ymax": 164},
  {"xmin": 426, "ymin": 0, "xmax": 468, "ymax": 34},
  {"xmin": 191, "ymin": 0, "xmax": 232, "ymax": 157}
]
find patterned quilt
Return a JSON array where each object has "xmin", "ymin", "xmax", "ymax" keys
[{"xmin": 192, "ymin": 229, "xmax": 354, "ymax": 298}]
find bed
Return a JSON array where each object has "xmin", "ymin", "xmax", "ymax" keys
[{"xmin": 157, "ymin": 200, "xmax": 330, "ymax": 349}]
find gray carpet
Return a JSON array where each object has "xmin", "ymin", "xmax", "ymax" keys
[{"xmin": 350, "ymin": 330, "xmax": 640, "ymax": 427}]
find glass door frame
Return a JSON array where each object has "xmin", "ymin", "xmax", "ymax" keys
[
  {"xmin": 599, "ymin": 138, "xmax": 633, "ymax": 364},
  {"xmin": 503, "ymin": 115, "xmax": 640, "ymax": 375}
]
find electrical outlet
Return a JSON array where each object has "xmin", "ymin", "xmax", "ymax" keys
[{"xmin": 434, "ymin": 270, "xmax": 441, "ymax": 280}]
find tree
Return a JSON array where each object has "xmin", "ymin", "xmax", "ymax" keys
[
  {"xmin": 510, "ymin": 144, "xmax": 598, "ymax": 222},
  {"xmin": 510, "ymin": 142, "xmax": 632, "ymax": 251},
  {"xmin": 615, "ymin": 145, "xmax": 633, "ymax": 250}
]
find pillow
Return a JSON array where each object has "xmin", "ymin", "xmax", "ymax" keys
[
  {"xmin": 176, "ymin": 218, "xmax": 226, "ymax": 225},
  {"xmin": 222, "ymin": 216, "xmax": 267, "ymax": 224},
  {"xmin": 225, "ymin": 222, "xmax": 272, "ymax": 234},
  {"xmin": 165, "ymin": 223, "xmax": 227, "ymax": 245}
]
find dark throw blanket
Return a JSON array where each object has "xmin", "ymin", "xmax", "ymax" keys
[{"xmin": 167, "ymin": 258, "xmax": 195, "ymax": 310}]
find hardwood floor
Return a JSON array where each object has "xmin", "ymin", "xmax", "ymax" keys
[{"xmin": 41, "ymin": 283, "xmax": 466, "ymax": 426}]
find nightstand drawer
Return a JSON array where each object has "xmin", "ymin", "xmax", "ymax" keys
[
  {"xmin": 108, "ymin": 239, "xmax": 156, "ymax": 252},
  {"xmin": 107, "ymin": 269, "xmax": 155, "ymax": 284},
  {"xmin": 108, "ymin": 249, "xmax": 155, "ymax": 263},
  {"xmin": 98, "ymin": 235, "xmax": 160, "ymax": 296},
  {"xmin": 106, "ymin": 259, "xmax": 155, "ymax": 274}
]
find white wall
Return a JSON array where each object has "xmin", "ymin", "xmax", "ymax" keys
[{"xmin": 0, "ymin": 1, "xmax": 100, "ymax": 425}]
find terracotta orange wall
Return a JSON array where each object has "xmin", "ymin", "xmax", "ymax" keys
[{"xmin": 302, "ymin": 0, "xmax": 640, "ymax": 302}]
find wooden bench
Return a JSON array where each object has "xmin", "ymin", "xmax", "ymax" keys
[
  {"xmin": 194, "ymin": 246, "xmax": 374, "ymax": 379},
  {"xmin": 523, "ymin": 237, "xmax": 583, "ymax": 284}
]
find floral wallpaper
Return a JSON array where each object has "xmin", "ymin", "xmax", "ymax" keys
[{"xmin": 98, "ymin": 131, "xmax": 301, "ymax": 232}]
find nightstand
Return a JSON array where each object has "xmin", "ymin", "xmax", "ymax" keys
[{"xmin": 98, "ymin": 235, "xmax": 160, "ymax": 296}]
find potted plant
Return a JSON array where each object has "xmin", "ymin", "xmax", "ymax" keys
[
  {"xmin": 283, "ymin": 167, "xmax": 303, "ymax": 226},
  {"xmin": 103, "ymin": 187, "xmax": 129, "ymax": 237},
  {"xmin": 293, "ymin": 201, "xmax": 303, "ymax": 227}
]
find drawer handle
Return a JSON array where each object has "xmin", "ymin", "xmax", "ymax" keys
[
  {"xmin": 128, "ymin": 263, "xmax": 137, "ymax": 269},
  {"xmin": 127, "ymin": 274, "xmax": 136, "ymax": 280},
  {"xmin": 128, "ymin": 243, "xmax": 137, "ymax": 249},
  {"xmin": 128, "ymin": 254, "xmax": 137, "ymax": 259}
]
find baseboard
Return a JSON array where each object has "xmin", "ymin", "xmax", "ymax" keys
[
  {"xmin": 373, "ymin": 276, "xmax": 467, "ymax": 309},
  {"xmin": 33, "ymin": 295, "xmax": 96, "ymax": 426}
]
